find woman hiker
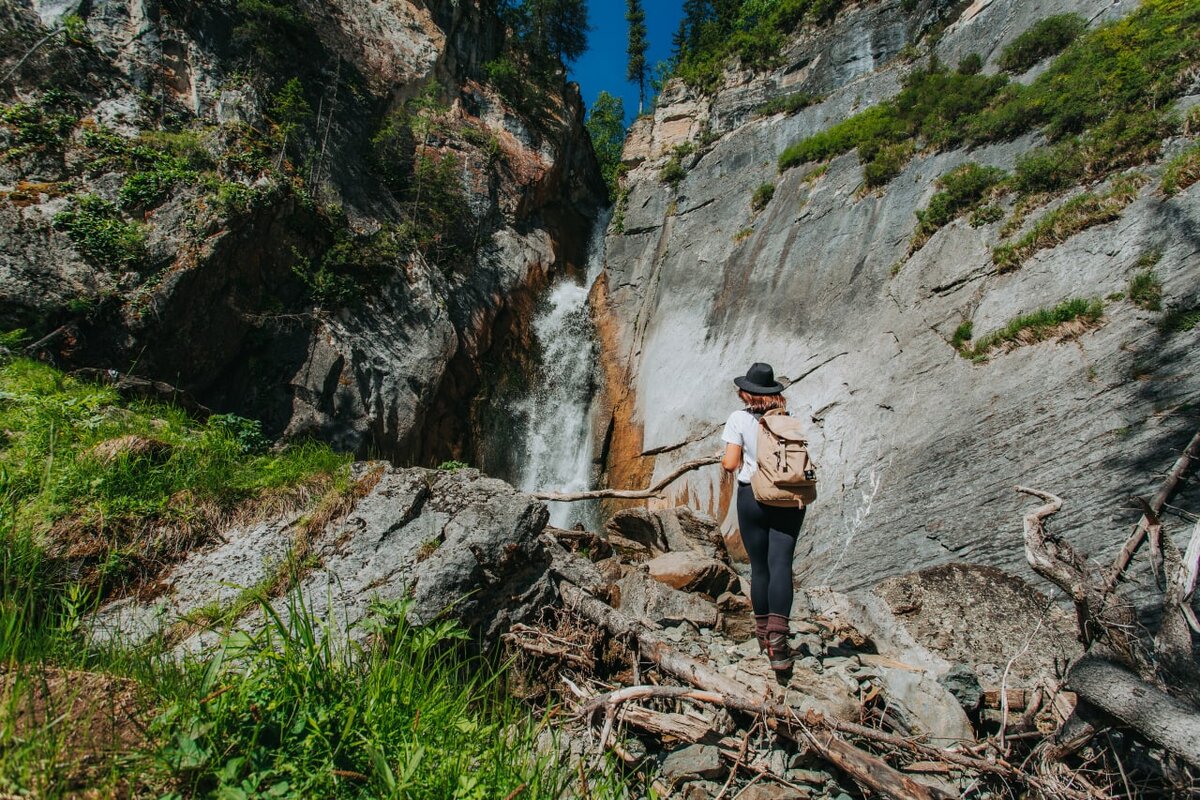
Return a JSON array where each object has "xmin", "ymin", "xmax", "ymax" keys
[{"xmin": 720, "ymin": 362, "xmax": 805, "ymax": 671}]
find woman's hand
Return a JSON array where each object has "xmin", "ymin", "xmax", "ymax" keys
[{"xmin": 721, "ymin": 443, "xmax": 742, "ymax": 474}]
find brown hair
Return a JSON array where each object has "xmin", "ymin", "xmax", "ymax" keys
[{"xmin": 738, "ymin": 389, "xmax": 787, "ymax": 413}]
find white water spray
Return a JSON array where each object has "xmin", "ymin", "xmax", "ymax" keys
[{"xmin": 514, "ymin": 211, "xmax": 610, "ymax": 527}]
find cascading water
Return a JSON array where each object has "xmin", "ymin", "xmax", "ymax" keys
[{"xmin": 511, "ymin": 211, "xmax": 611, "ymax": 528}]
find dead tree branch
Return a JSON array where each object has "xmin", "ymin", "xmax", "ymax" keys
[
  {"xmin": 534, "ymin": 456, "xmax": 720, "ymax": 502},
  {"xmin": 1105, "ymin": 430, "xmax": 1200, "ymax": 592}
]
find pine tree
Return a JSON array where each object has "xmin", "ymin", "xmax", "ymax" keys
[
  {"xmin": 526, "ymin": 0, "xmax": 589, "ymax": 66},
  {"xmin": 625, "ymin": 0, "xmax": 648, "ymax": 113},
  {"xmin": 586, "ymin": 91, "xmax": 626, "ymax": 200}
]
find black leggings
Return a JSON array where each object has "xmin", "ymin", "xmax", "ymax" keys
[{"xmin": 736, "ymin": 483, "xmax": 805, "ymax": 617}]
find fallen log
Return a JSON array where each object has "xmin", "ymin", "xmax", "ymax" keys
[
  {"xmin": 534, "ymin": 456, "xmax": 720, "ymax": 502},
  {"xmin": 1066, "ymin": 655, "xmax": 1200, "ymax": 769}
]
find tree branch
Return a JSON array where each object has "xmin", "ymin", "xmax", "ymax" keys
[{"xmin": 533, "ymin": 455, "xmax": 720, "ymax": 502}]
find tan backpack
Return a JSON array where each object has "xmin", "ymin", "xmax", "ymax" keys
[{"xmin": 750, "ymin": 408, "xmax": 818, "ymax": 508}]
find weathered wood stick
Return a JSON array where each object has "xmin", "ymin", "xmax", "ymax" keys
[
  {"xmin": 1106, "ymin": 430, "xmax": 1200, "ymax": 591},
  {"xmin": 1067, "ymin": 655, "xmax": 1200, "ymax": 769},
  {"xmin": 533, "ymin": 456, "xmax": 720, "ymax": 501}
]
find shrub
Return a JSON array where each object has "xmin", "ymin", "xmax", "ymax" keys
[
  {"xmin": 751, "ymin": 182, "xmax": 775, "ymax": 210},
  {"xmin": 961, "ymin": 298, "xmax": 1103, "ymax": 360},
  {"xmin": 0, "ymin": 95, "xmax": 77, "ymax": 159},
  {"xmin": 1011, "ymin": 142, "xmax": 1084, "ymax": 195},
  {"xmin": 913, "ymin": 163, "xmax": 1007, "ymax": 243},
  {"xmin": 52, "ymin": 194, "xmax": 146, "ymax": 269},
  {"xmin": 969, "ymin": 203, "xmax": 1004, "ymax": 226},
  {"xmin": 998, "ymin": 14, "xmax": 1087, "ymax": 73},
  {"xmin": 660, "ymin": 148, "xmax": 688, "ymax": 187},
  {"xmin": 118, "ymin": 160, "xmax": 198, "ymax": 209},
  {"xmin": 1161, "ymin": 143, "xmax": 1200, "ymax": 197},
  {"xmin": 957, "ymin": 53, "xmax": 983, "ymax": 75},
  {"xmin": 1159, "ymin": 306, "xmax": 1200, "ymax": 334},
  {"xmin": 754, "ymin": 92, "xmax": 823, "ymax": 117}
]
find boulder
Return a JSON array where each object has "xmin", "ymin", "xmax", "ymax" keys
[
  {"xmin": 646, "ymin": 551, "xmax": 738, "ymax": 597},
  {"xmin": 605, "ymin": 506, "xmax": 727, "ymax": 561},
  {"xmin": 92, "ymin": 466, "xmax": 555, "ymax": 648},
  {"xmin": 661, "ymin": 744, "xmax": 726, "ymax": 783},
  {"xmin": 613, "ymin": 570, "xmax": 718, "ymax": 629}
]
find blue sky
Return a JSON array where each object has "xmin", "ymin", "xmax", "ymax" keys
[{"xmin": 569, "ymin": 0, "xmax": 685, "ymax": 124}]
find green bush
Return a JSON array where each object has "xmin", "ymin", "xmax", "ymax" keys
[
  {"xmin": 961, "ymin": 298, "xmax": 1103, "ymax": 360},
  {"xmin": 1159, "ymin": 306, "xmax": 1200, "ymax": 334},
  {"xmin": 998, "ymin": 14, "xmax": 1087, "ymax": 73},
  {"xmin": 913, "ymin": 163, "xmax": 1007, "ymax": 243},
  {"xmin": 969, "ymin": 203, "xmax": 1004, "ymax": 226},
  {"xmin": 118, "ymin": 160, "xmax": 198, "ymax": 209},
  {"xmin": 0, "ymin": 94, "xmax": 77, "ymax": 159},
  {"xmin": 52, "ymin": 194, "xmax": 146, "ymax": 269},
  {"xmin": 751, "ymin": 182, "xmax": 775, "ymax": 210}
]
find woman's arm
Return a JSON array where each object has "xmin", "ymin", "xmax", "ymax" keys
[{"xmin": 721, "ymin": 442, "xmax": 742, "ymax": 473}]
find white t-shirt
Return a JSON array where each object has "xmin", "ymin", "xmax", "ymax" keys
[{"xmin": 722, "ymin": 409, "xmax": 761, "ymax": 484}]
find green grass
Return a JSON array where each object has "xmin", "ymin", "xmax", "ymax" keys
[
  {"xmin": 992, "ymin": 176, "xmax": 1144, "ymax": 272},
  {"xmin": 659, "ymin": 144, "xmax": 692, "ymax": 187},
  {"xmin": 778, "ymin": 1, "xmax": 1200, "ymax": 190},
  {"xmin": 1161, "ymin": 143, "xmax": 1200, "ymax": 196},
  {"xmin": 751, "ymin": 182, "xmax": 775, "ymax": 210},
  {"xmin": 912, "ymin": 163, "xmax": 1007, "ymax": 247},
  {"xmin": 1128, "ymin": 270, "xmax": 1163, "ymax": 310},
  {"xmin": 0, "ymin": 357, "xmax": 349, "ymax": 600},
  {"xmin": 950, "ymin": 320, "xmax": 974, "ymax": 351},
  {"xmin": 959, "ymin": 298, "xmax": 1104, "ymax": 360},
  {"xmin": 998, "ymin": 14, "xmax": 1087, "ymax": 73}
]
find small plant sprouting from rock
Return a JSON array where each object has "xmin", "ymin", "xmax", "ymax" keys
[
  {"xmin": 1128, "ymin": 270, "xmax": 1163, "ymax": 311},
  {"xmin": 733, "ymin": 227, "xmax": 753, "ymax": 243},
  {"xmin": 950, "ymin": 319, "xmax": 974, "ymax": 352},
  {"xmin": 659, "ymin": 143, "xmax": 694, "ymax": 188},
  {"xmin": 957, "ymin": 298, "xmax": 1103, "ymax": 361},
  {"xmin": 751, "ymin": 182, "xmax": 775, "ymax": 211},
  {"xmin": 438, "ymin": 459, "xmax": 470, "ymax": 471},
  {"xmin": 416, "ymin": 537, "xmax": 442, "ymax": 562},
  {"xmin": 754, "ymin": 92, "xmax": 823, "ymax": 118}
]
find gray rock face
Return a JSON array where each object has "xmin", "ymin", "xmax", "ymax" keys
[
  {"xmin": 596, "ymin": 0, "xmax": 1200, "ymax": 603},
  {"xmin": 92, "ymin": 465, "xmax": 555, "ymax": 648},
  {"xmin": 661, "ymin": 744, "xmax": 726, "ymax": 783}
]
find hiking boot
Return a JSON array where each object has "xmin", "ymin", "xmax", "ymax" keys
[
  {"xmin": 766, "ymin": 632, "xmax": 793, "ymax": 671},
  {"xmin": 754, "ymin": 615, "xmax": 770, "ymax": 655}
]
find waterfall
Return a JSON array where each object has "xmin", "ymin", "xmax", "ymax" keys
[{"xmin": 513, "ymin": 211, "xmax": 610, "ymax": 528}]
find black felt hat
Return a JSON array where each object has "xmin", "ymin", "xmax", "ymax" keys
[{"xmin": 734, "ymin": 362, "xmax": 785, "ymax": 395}]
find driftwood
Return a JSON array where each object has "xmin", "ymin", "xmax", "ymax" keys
[
  {"xmin": 534, "ymin": 456, "xmax": 720, "ymax": 501},
  {"xmin": 1016, "ymin": 487, "xmax": 1147, "ymax": 670}
]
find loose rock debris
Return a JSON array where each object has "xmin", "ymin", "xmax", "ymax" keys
[{"xmin": 501, "ymin": 503, "xmax": 1199, "ymax": 798}]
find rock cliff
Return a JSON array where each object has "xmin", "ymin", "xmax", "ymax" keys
[
  {"xmin": 0, "ymin": 0, "xmax": 605, "ymax": 463},
  {"xmin": 596, "ymin": 0, "xmax": 1200, "ymax": 597}
]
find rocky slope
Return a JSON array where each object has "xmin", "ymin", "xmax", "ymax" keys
[
  {"xmin": 595, "ymin": 0, "xmax": 1200, "ymax": 597},
  {"xmin": 0, "ymin": 0, "xmax": 605, "ymax": 463}
]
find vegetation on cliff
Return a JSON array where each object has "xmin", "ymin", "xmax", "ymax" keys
[
  {"xmin": 779, "ymin": 0, "xmax": 1200, "ymax": 194},
  {"xmin": 672, "ymin": 0, "xmax": 849, "ymax": 92}
]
